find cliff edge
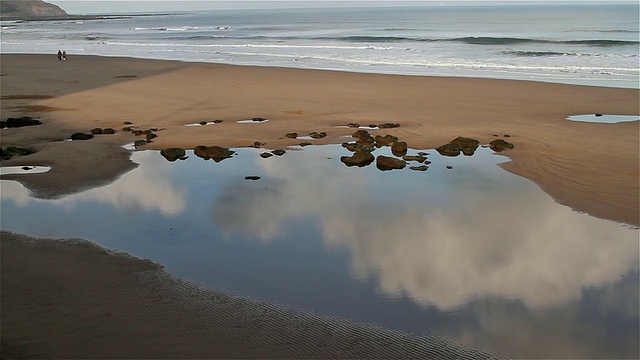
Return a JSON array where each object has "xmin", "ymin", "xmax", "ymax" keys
[{"xmin": 1, "ymin": 0, "xmax": 68, "ymax": 19}]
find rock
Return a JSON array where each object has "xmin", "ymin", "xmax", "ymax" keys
[
  {"xmin": 260, "ymin": 152, "xmax": 273, "ymax": 158},
  {"xmin": 70, "ymin": 132, "xmax": 94, "ymax": 140},
  {"xmin": 391, "ymin": 141, "xmax": 408, "ymax": 157},
  {"xmin": 90, "ymin": 128, "xmax": 103, "ymax": 134},
  {"xmin": 123, "ymin": 121, "xmax": 133, "ymax": 125},
  {"xmin": 378, "ymin": 122, "xmax": 400, "ymax": 129},
  {"xmin": 403, "ymin": 155, "xmax": 427, "ymax": 163},
  {"xmin": 5, "ymin": 116, "xmax": 42, "ymax": 128},
  {"xmin": 134, "ymin": 139, "xmax": 147, "ymax": 147},
  {"xmin": 299, "ymin": 142, "xmax": 312, "ymax": 147},
  {"xmin": 245, "ymin": 176, "xmax": 261, "ymax": 180},
  {"xmin": 160, "ymin": 148, "xmax": 187, "ymax": 162},
  {"xmin": 347, "ymin": 122, "xmax": 360, "ymax": 128},
  {"xmin": 342, "ymin": 142, "xmax": 375, "ymax": 152},
  {"xmin": 194, "ymin": 145, "xmax": 235, "ymax": 162},
  {"xmin": 489, "ymin": 139, "xmax": 514, "ymax": 152},
  {"xmin": 122, "ymin": 126, "xmax": 133, "ymax": 132},
  {"xmin": 309, "ymin": 131, "xmax": 327, "ymax": 139},
  {"xmin": 410, "ymin": 165, "xmax": 429, "ymax": 171},
  {"xmin": 145, "ymin": 132, "xmax": 157, "ymax": 142},
  {"xmin": 132, "ymin": 130, "xmax": 144, "ymax": 136},
  {"xmin": 436, "ymin": 136, "xmax": 479, "ymax": 156},
  {"xmin": 252, "ymin": 117, "xmax": 267, "ymax": 122},
  {"xmin": 285, "ymin": 132, "xmax": 298, "ymax": 139},
  {"xmin": 595, "ymin": 113, "xmax": 603, "ymax": 117},
  {"xmin": 199, "ymin": 121, "xmax": 208, "ymax": 125},
  {"xmin": 418, "ymin": 152, "xmax": 429, "ymax": 156},
  {"xmin": 352, "ymin": 129, "xmax": 369, "ymax": 139},
  {"xmin": 103, "ymin": 128, "xmax": 115, "ymax": 134},
  {"xmin": 375, "ymin": 134, "xmax": 398, "ymax": 147},
  {"xmin": 368, "ymin": 124, "xmax": 378, "ymax": 128},
  {"xmin": 0, "ymin": 121, "xmax": 5, "ymax": 128},
  {"xmin": 376, "ymin": 155, "xmax": 406, "ymax": 171},
  {"xmin": 504, "ymin": 134, "xmax": 511, "ymax": 137},
  {"xmin": 213, "ymin": 119, "xmax": 224, "ymax": 124},
  {"xmin": 340, "ymin": 151, "xmax": 375, "ymax": 167},
  {"xmin": 446, "ymin": 165, "xmax": 453, "ymax": 169},
  {"xmin": 1, "ymin": 146, "xmax": 36, "ymax": 160},
  {"xmin": 21, "ymin": 166, "xmax": 32, "ymax": 171},
  {"xmin": 271, "ymin": 149, "xmax": 286, "ymax": 156}
]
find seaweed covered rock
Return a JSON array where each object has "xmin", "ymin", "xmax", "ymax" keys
[
  {"xmin": 375, "ymin": 134, "xmax": 398, "ymax": 147},
  {"xmin": 489, "ymin": 139, "xmax": 514, "ymax": 152},
  {"xmin": 3, "ymin": 116, "xmax": 42, "ymax": 128},
  {"xmin": 160, "ymin": 148, "xmax": 187, "ymax": 162},
  {"xmin": 194, "ymin": 145, "xmax": 235, "ymax": 162},
  {"xmin": 340, "ymin": 151, "xmax": 375, "ymax": 167},
  {"xmin": 391, "ymin": 141, "xmax": 408, "ymax": 157},
  {"xmin": 376, "ymin": 155, "xmax": 406, "ymax": 171},
  {"xmin": 342, "ymin": 142, "xmax": 375, "ymax": 153},
  {"xmin": 0, "ymin": 146, "xmax": 36, "ymax": 160},
  {"xmin": 436, "ymin": 137, "xmax": 480, "ymax": 157},
  {"xmin": 71, "ymin": 132, "xmax": 94, "ymax": 140}
]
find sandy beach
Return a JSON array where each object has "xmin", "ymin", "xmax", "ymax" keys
[{"xmin": 1, "ymin": 53, "xmax": 638, "ymax": 358}]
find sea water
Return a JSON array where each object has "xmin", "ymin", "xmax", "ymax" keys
[
  {"xmin": 1, "ymin": 3, "xmax": 638, "ymax": 88},
  {"xmin": 1, "ymin": 145, "xmax": 638, "ymax": 358}
]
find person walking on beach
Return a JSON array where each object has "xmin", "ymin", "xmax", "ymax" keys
[
  {"xmin": 57, "ymin": 50, "xmax": 62, "ymax": 61},
  {"xmin": 62, "ymin": 51, "xmax": 67, "ymax": 61}
]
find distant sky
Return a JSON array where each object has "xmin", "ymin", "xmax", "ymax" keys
[{"xmin": 48, "ymin": 1, "xmax": 637, "ymax": 14}]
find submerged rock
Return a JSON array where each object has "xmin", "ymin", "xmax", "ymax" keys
[
  {"xmin": 194, "ymin": 145, "xmax": 235, "ymax": 162},
  {"xmin": 436, "ymin": 136, "xmax": 480, "ymax": 157},
  {"xmin": 489, "ymin": 139, "xmax": 514, "ymax": 152},
  {"xmin": 376, "ymin": 155, "xmax": 406, "ymax": 171},
  {"xmin": 340, "ymin": 151, "xmax": 375, "ymax": 167},
  {"xmin": 403, "ymin": 155, "xmax": 427, "ymax": 163},
  {"xmin": 410, "ymin": 165, "xmax": 429, "ymax": 171},
  {"xmin": 160, "ymin": 148, "xmax": 187, "ymax": 162}
]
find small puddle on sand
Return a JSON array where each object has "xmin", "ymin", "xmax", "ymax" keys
[
  {"xmin": 0, "ymin": 166, "xmax": 51, "ymax": 175},
  {"xmin": 567, "ymin": 114, "xmax": 639, "ymax": 123}
]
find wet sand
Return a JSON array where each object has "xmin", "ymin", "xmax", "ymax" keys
[
  {"xmin": 0, "ymin": 231, "xmax": 499, "ymax": 359},
  {"xmin": 1, "ymin": 54, "xmax": 638, "ymax": 358}
]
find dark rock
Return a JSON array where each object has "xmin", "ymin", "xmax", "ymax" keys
[
  {"xmin": 1, "ymin": 146, "xmax": 36, "ymax": 160},
  {"xmin": 5, "ymin": 116, "xmax": 42, "ymax": 128},
  {"xmin": 342, "ymin": 142, "xmax": 375, "ymax": 152},
  {"xmin": 410, "ymin": 165, "xmax": 429, "ymax": 171},
  {"xmin": 132, "ymin": 130, "xmax": 144, "ymax": 136},
  {"xmin": 340, "ymin": 151, "xmax": 375, "ymax": 167},
  {"xmin": 21, "ymin": 166, "xmax": 32, "ymax": 171},
  {"xmin": 309, "ymin": 131, "xmax": 327, "ymax": 139},
  {"xmin": 595, "ymin": 113, "xmax": 603, "ymax": 117},
  {"xmin": 0, "ymin": 121, "xmax": 6, "ymax": 128},
  {"xmin": 489, "ymin": 139, "xmax": 514, "ymax": 152},
  {"xmin": 352, "ymin": 129, "xmax": 370, "ymax": 139},
  {"xmin": 446, "ymin": 165, "xmax": 453, "ymax": 170},
  {"xmin": 199, "ymin": 121, "xmax": 208, "ymax": 126},
  {"xmin": 160, "ymin": 148, "xmax": 187, "ymax": 162},
  {"xmin": 134, "ymin": 139, "xmax": 147, "ymax": 147},
  {"xmin": 252, "ymin": 117, "xmax": 267, "ymax": 122},
  {"xmin": 90, "ymin": 128, "xmax": 103, "ymax": 134},
  {"xmin": 436, "ymin": 136, "xmax": 479, "ymax": 157},
  {"xmin": 103, "ymin": 128, "xmax": 115, "ymax": 134},
  {"xmin": 271, "ymin": 149, "xmax": 286, "ymax": 156},
  {"xmin": 391, "ymin": 141, "xmax": 408, "ymax": 157},
  {"xmin": 376, "ymin": 155, "xmax": 406, "ymax": 171},
  {"xmin": 252, "ymin": 141, "xmax": 264, "ymax": 148},
  {"xmin": 378, "ymin": 122, "xmax": 400, "ymax": 129},
  {"xmin": 418, "ymin": 152, "xmax": 429, "ymax": 156},
  {"xmin": 213, "ymin": 119, "xmax": 224, "ymax": 124},
  {"xmin": 504, "ymin": 134, "xmax": 511, "ymax": 137},
  {"xmin": 375, "ymin": 134, "xmax": 398, "ymax": 147},
  {"xmin": 245, "ymin": 176, "xmax": 261, "ymax": 180},
  {"xmin": 260, "ymin": 152, "xmax": 273, "ymax": 158},
  {"xmin": 368, "ymin": 124, "xmax": 378, "ymax": 128},
  {"xmin": 347, "ymin": 122, "xmax": 360, "ymax": 128},
  {"xmin": 123, "ymin": 121, "xmax": 133, "ymax": 125},
  {"xmin": 299, "ymin": 142, "xmax": 312, "ymax": 147},
  {"xmin": 70, "ymin": 132, "xmax": 94, "ymax": 140},
  {"xmin": 122, "ymin": 126, "xmax": 133, "ymax": 132},
  {"xmin": 403, "ymin": 155, "xmax": 427, "ymax": 163},
  {"xmin": 194, "ymin": 145, "xmax": 235, "ymax": 162},
  {"xmin": 145, "ymin": 132, "xmax": 157, "ymax": 142},
  {"xmin": 285, "ymin": 132, "xmax": 298, "ymax": 139}
]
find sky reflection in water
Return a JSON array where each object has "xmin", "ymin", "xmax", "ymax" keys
[{"xmin": 1, "ymin": 145, "xmax": 638, "ymax": 358}]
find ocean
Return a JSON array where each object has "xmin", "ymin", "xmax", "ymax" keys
[{"xmin": 1, "ymin": 3, "xmax": 639, "ymax": 88}]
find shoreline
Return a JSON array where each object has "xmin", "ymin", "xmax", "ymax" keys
[{"xmin": 1, "ymin": 54, "xmax": 638, "ymax": 226}]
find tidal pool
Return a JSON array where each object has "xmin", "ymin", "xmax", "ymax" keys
[
  {"xmin": 567, "ymin": 114, "xmax": 639, "ymax": 123},
  {"xmin": 1, "ymin": 144, "xmax": 638, "ymax": 359}
]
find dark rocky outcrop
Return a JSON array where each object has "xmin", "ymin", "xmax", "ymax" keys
[
  {"xmin": 194, "ymin": 145, "xmax": 235, "ymax": 162},
  {"xmin": 376, "ymin": 156, "xmax": 406, "ymax": 171},
  {"xmin": 342, "ymin": 142, "xmax": 375, "ymax": 153},
  {"xmin": 347, "ymin": 122, "xmax": 360, "ymax": 128},
  {"xmin": 252, "ymin": 117, "xmax": 267, "ymax": 122},
  {"xmin": 391, "ymin": 141, "xmax": 408, "ymax": 157},
  {"xmin": 103, "ymin": 128, "xmax": 116, "ymax": 134},
  {"xmin": 308, "ymin": 131, "xmax": 327, "ymax": 139},
  {"xmin": 489, "ymin": 139, "xmax": 514, "ymax": 152},
  {"xmin": 436, "ymin": 137, "xmax": 480, "ymax": 157},
  {"xmin": 0, "ymin": 146, "xmax": 36, "ymax": 160},
  {"xmin": 1, "ymin": 1, "xmax": 67, "ymax": 19},
  {"xmin": 134, "ymin": 140, "xmax": 147, "ymax": 147},
  {"xmin": 378, "ymin": 122, "xmax": 400, "ymax": 129},
  {"xmin": 285, "ymin": 132, "xmax": 298, "ymax": 139},
  {"xmin": 160, "ymin": 148, "xmax": 187, "ymax": 162},
  {"xmin": 90, "ymin": 128, "xmax": 103, "ymax": 135},
  {"xmin": 245, "ymin": 176, "xmax": 261, "ymax": 180},
  {"xmin": 299, "ymin": 142, "xmax": 312, "ymax": 147},
  {"xmin": 271, "ymin": 149, "xmax": 286, "ymax": 156},
  {"xmin": 340, "ymin": 151, "xmax": 375, "ymax": 167},
  {"xmin": 2, "ymin": 116, "xmax": 42, "ymax": 128},
  {"xmin": 260, "ymin": 152, "xmax": 273, "ymax": 158},
  {"xmin": 70, "ymin": 132, "xmax": 93, "ymax": 140}
]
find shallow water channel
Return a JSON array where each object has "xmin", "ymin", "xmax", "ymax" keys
[{"xmin": 1, "ymin": 144, "xmax": 638, "ymax": 358}]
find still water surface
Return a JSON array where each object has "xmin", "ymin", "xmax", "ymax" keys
[{"xmin": 1, "ymin": 145, "xmax": 638, "ymax": 358}]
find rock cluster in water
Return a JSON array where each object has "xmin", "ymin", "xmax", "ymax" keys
[
  {"xmin": 1, "ymin": 116, "xmax": 42, "ymax": 128},
  {"xmin": 339, "ymin": 129, "xmax": 426, "ymax": 171},
  {"xmin": 160, "ymin": 148, "xmax": 188, "ymax": 162},
  {"xmin": 435, "ymin": 137, "xmax": 480, "ymax": 157}
]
